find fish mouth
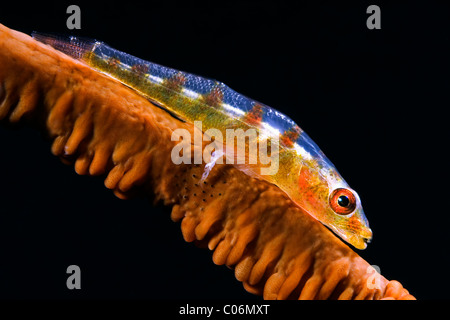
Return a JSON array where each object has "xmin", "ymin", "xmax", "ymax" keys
[
  {"xmin": 362, "ymin": 226, "xmax": 373, "ymax": 242},
  {"xmin": 325, "ymin": 222, "xmax": 373, "ymax": 250},
  {"xmin": 353, "ymin": 207, "xmax": 373, "ymax": 249},
  {"xmin": 353, "ymin": 236, "xmax": 369, "ymax": 250},
  {"xmin": 354, "ymin": 227, "xmax": 373, "ymax": 250}
]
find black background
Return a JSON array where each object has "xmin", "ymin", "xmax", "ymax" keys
[{"xmin": 0, "ymin": 1, "xmax": 448, "ymax": 300}]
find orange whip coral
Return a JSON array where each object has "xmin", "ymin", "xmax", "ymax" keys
[{"xmin": 0, "ymin": 24, "xmax": 414, "ymax": 300}]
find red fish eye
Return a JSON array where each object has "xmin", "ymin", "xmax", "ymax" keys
[{"xmin": 329, "ymin": 188, "xmax": 356, "ymax": 215}]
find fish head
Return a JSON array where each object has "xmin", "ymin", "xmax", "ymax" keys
[
  {"xmin": 288, "ymin": 130, "xmax": 372, "ymax": 250},
  {"xmin": 295, "ymin": 160, "xmax": 372, "ymax": 249}
]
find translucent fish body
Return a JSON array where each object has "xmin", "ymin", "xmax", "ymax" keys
[{"xmin": 32, "ymin": 33, "xmax": 372, "ymax": 249}]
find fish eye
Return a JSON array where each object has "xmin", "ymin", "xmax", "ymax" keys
[
  {"xmin": 338, "ymin": 195, "xmax": 350, "ymax": 207},
  {"xmin": 330, "ymin": 188, "xmax": 356, "ymax": 215}
]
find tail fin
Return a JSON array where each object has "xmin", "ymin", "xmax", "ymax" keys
[{"xmin": 31, "ymin": 32, "xmax": 99, "ymax": 60}]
